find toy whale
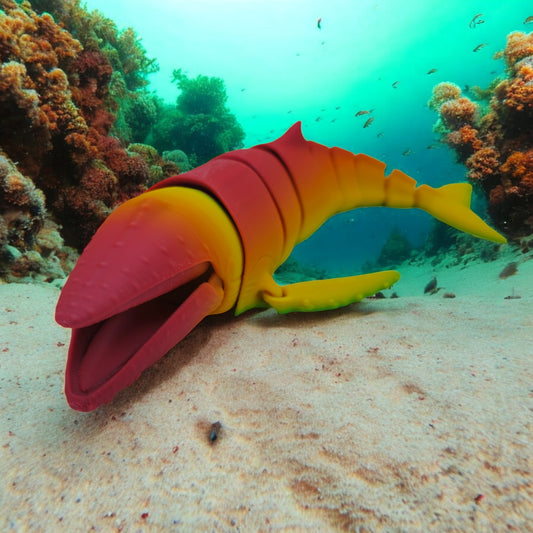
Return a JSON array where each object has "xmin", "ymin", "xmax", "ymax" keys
[{"xmin": 55, "ymin": 122, "xmax": 506, "ymax": 411}]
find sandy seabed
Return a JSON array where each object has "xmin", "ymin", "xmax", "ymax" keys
[{"xmin": 1, "ymin": 246, "xmax": 532, "ymax": 532}]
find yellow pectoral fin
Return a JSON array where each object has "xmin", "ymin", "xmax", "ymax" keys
[{"xmin": 262, "ymin": 270, "xmax": 401, "ymax": 314}]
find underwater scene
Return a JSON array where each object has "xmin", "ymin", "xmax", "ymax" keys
[{"xmin": 1, "ymin": 0, "xmax": 532, "ymax": 530}]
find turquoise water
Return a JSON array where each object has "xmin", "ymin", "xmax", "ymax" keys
[{"xmin": 83, "ymin": 0, "xmax": 529, "ymax": 273}]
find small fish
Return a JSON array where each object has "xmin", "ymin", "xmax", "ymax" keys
[
  {"xmin": 426, "ymin": 144, "xmax": 436, "ymax": 150},
  {"xmin": 392, "ymin": 80, "xmax": 400, "ymax": 88},
  {"xmin": 426, "ymin": 68, "xmax": 438, "ymax": 75},
  {"xmin": 377, "ymin": 132, "xmax": 384, "ymax": 138},
  {"xmin": 317, "ymin": 17, "xmax": 322, "ymax": 29},
  {"xmin": 363, "ymin": 117, "xmax": 374, "ymax": 128},
  {"xmin": 335, "ymin": 106, "xmax": 341, "ymax": 110},
  {"xmin": 498, "ymin": 262, "xmax": 518, "ymax": 279},
  {"xmin": 402, "ymin": 148, "xmax": 412, "ymax": 156},
  {"xmin": 524, "ymin": 15, "xmax": 533, "ymax": 24},
  {"xmin": 469, "ymin": 13, "xmax": 484, "ymax": 28},
  {"xmin": 355, "ymin": 109, "xmax": 373, "ymax": 116},
  {"xmin": 315, "ymin": 116, "xmax": 321, "ymax": 122},
  {"xmin": 424, "ymin": 276, "xmax": 438, "ymax": 295},
  {"xmin": 331, "ymin": 118, "xmax": 336, "ymax": 123},
  {"xmin": 473, "ymin": 43, "xmax": 488, "ymax": 52}
]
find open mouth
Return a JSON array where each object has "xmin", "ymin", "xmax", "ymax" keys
[
  {"xmin": 55, "ymin": 186, "xmax": 244, "ymax": 412},
  {"xmin": 62, "ymin": 263, "xmax": 224, "ymax": 411}
]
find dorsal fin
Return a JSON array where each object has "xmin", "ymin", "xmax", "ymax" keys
[{"xmin": 269, "ymin": 122, "xmax": 307, "ymax": 147}]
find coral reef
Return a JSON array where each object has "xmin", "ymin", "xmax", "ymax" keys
[
  {"xmin": 127, "ymin": 143, "xmax": 179, "ymax": 188},
  {"xmin": 439, "ymin": 97, "xmax": 479, "ymax": 130},
  {"xmin": 0, "ymin": 154, "xmax": 78, "ymax": 282},
  {"xmin": 0, "ymin": 154, "xmax": 45, "ymax": 251},
  {"xmin": 0, "ymin": 0, "xmax": 178, "ymax": 282},
  {"xmin": 428, "ymin": 82, "xmax": 462, "ymax": 109},
  {"xmin": 162, "ymin": 149, "xmax": 193, "ymax": 174},
  {"xmin": 430, "ymin": 31, "xmax": 533, "ymax": 237},
  {"xmin": 0, "ymin": 0, "xmax": 245, "ymax": 282}
]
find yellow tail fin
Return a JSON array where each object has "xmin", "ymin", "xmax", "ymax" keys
[
  {"xmin": 438, "ymin": 183, "xmax": 473, "ymax": 207},
  {"xmin": 415, "ymin": 183, "xmax": 506, "ymax": 244}
]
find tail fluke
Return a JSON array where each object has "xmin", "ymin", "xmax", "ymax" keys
[{"xmin": 415, "ymin": 183, "xmax": 506, "ymax": 244}]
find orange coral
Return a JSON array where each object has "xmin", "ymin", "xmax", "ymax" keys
[
  {"xmin": 445, "ymin": 125, "xmax": 483, "ymax": 159},
  {"xmin": 504, "ymin": 31, "xmax": 533, "ymax": 71},
  {"xmin": 516, "ymin": 59, "xmax": 533, "ymax": 81},
  {"xmin": 0, "ymin": 0, "xmax": 83, "ymax": 176},
  {"xmin": 0, "ymin": 61, "xmax": 51, "ymax": 176},
  {"xmin": 501, "ymin": 59, "xmax": 533, "ymax": 112},
  {"xmin": 466, "ymin": 147, "xmax": 501, "ymax": 181},
  {"xmin": 431, "ymin": 31, "xmax": 533, "ymax": 237},
  {"xmin": 439, "ymin": 97, "xmax": 478, "ymax": 130},
  {"xmin": 428, "ymin": 82, "xmax": 462, "ymax": 111},
  {"xmin": 0, "ymin": 1, "xmax": 82, "ymax": 69},
  {"xmin": 500, "ymin": 150, "xmax": 533, "ymax": 180},
  {"xmin": 521, "ymin": 172, "xmax": 533, "ymax": 191},
  {"xmin": 489, "ymin": 185, "xmax": 505, "ymax": 205},
  {"xmin": 69, "ymin": 49, "xmax": 114, "ymax": 134},
  {"xmin": 65, "ymin": 132, "xmax": 98, "ymax": 166},
  {"xmin": 0, "ymin": 61, "xmax": 39, "ymax": 116},
  {"xmin": 0, "ymin": 0, "xmax": 160, "ymax": 251}
]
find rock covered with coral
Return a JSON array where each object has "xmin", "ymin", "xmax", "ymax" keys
[
  {"xmin": 430, "ymin": 31, "xmax": 533, "ymax": 238},
  {"xmin": 0, "ymin": 153, "xmax": 78, "ymax": 282},
  {"xmin": 0, "ymin": 0, "xmax": 181, "ymax": 282},
  {"xmin": 0, "ymin": 0, "xmax": 246, "ymax": 283}
]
